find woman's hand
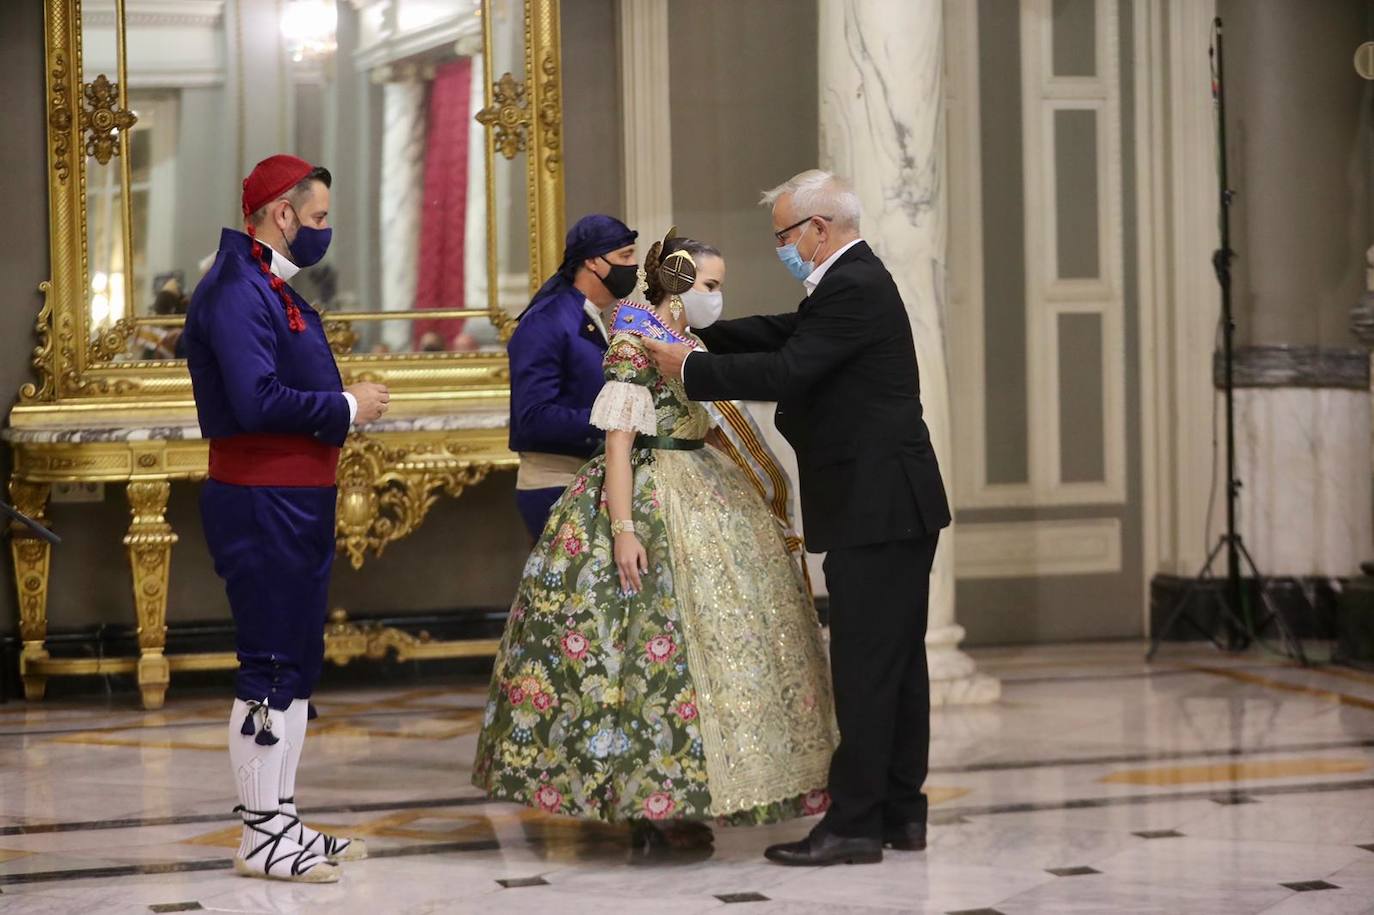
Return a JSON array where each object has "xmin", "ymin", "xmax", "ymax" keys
[{"xmin": 614, "ymin": 532, "xmax": 649, "ymax": 594}]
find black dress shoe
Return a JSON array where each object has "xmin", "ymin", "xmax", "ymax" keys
[
  {"xmin": 883, "ymin": 821, "xmax": 926, "ymax": 851},
  {"xmin": 764, "ymin": 826, "xmax": 883, "ymax": 866}
]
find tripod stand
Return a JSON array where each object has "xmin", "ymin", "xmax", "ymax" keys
[
  {"xmin": 1, "ymin": 499, "xmax": 60, "ymax": 545},
  {"xmin": 1146, "ymin": 17, "xmax": 1306, "ymax": 664}
]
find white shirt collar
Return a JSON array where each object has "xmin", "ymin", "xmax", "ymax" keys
[
  {"xmin": 583, "ymin": 298, "xmax": 609, "ymax": 341},
  {"xmin": 264, "ymin": 242, "xmax": 301, "ymax": 281},
  {"xmin": 803, "ymin": 238, "xmax": 864, "ymax": 297}
]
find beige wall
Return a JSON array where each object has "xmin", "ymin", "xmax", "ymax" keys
[
  {"xmin": 562, "ymin": 0, "xmax": 624, "ymax": 220},
  {"xmin": 666, "ymin": 0, "xmax": 819, "ymax": 319}
]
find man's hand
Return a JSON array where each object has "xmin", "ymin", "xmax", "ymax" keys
[
  {"xmin": 642, "ymin": 338, "xmax": 692, "ymax": 382},
  {"xmin": 346, "ymin": 381, "xmax": 390, "ymax": 425}
]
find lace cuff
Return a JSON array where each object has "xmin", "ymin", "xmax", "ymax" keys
[{"xmin": 590, "ymin": 381, "xmax": 656, "ymax": 434}]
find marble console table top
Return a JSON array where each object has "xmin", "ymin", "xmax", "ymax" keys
[{"xmin": 2, "ymin": 407, "xmax": 510, "ymax": 445}]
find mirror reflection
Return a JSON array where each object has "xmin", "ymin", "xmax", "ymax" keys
[{"xmin": 80, "ymin": 0, "xmax": 531, "ymax": 361}]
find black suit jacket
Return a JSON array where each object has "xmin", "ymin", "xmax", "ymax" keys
[{"xmin": 685, "ymin": 242, "xmax": 950, "ymax": 553}]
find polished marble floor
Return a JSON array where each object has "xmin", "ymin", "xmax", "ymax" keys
[{"xmin": 1, "ymin": 643, "xmax": 1373, "ymax": 914}]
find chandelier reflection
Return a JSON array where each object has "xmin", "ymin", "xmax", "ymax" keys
[{"xmin": 280, "ymin": 0, "xmax": 338, "ymax": 63}]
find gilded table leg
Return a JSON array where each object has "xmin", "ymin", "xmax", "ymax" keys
[
  {"xmin": 125, "ymin": 481, "xmax": 177, "ymax": 710},
  {"xmin": 9, "ymin": 479, "xmax": 52, "ymax": 701}
]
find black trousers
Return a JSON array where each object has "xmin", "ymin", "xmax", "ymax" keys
[{"xmin": 820, "ymin": 533, "xmax": 939, "ymax": 838}]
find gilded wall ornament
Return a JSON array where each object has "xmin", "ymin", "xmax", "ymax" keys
[
  {"xmin": 80, "ymin": 75, "xmax": 138, "ymax": 165},
  {"xmin": 475, "ymin": 72, "xmax": 531, "ymax": 160}
]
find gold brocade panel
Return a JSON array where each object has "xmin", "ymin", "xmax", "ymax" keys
[{"xmin": 656, "ymin": 446, "xmax": 837, "ymax": 815}]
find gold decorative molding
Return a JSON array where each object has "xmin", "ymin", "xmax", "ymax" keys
[
  {"xmin": 22, "ymin": 608, "xmax": 502, "ymax": 687},
  {"xmin": 80, "ymin": 74, "xmax": 138, "ymax": 165},
  {"xmin": 336, "ymin": 433, "xmax": 499, "ymax": 570},
  {"xmin": 124, "ymin": 480, "xmax": 176, "ymax": 709},
  {"xmin": 9, "ymin": 479, "xmax": 53, "ymax": 701},
  {"xmin": 90, "ymin": 316, "xmax": 137, "ymax": 361},
  {"xmin": 21, "ymin": 282, "xmax": 57, "ymax": 403},
  {"xmin": 536, "ymin": 50, "xmax": 562, "ymax": 176},
  {"xmin": 475, "ymin": 71, "xmax": 531, "ymax": 160},
  {"xmin": 323, "ymin": 315, "xmax": 360, "ymax": 356},
  {"xmin": 9, "ymin": 480, "xmax": 53, "ymax": 646},
  {"xmin": 47, "ymin": 51, "xmax": 73, "ymax": 184},
  {"xmin": 324, "ymin": 609, "xmax": 501, "ymax": 666},
  {"xmin": 525, "ymin": 0, "xmax": 565, "ymax": 285}
]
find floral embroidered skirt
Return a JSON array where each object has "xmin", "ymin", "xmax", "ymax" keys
[{"xmin": 473, "ymin": 445, "xmax": 837, "ymax": 824}]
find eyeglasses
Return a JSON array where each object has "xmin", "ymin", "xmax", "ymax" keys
[{"xmin": 773, "ymin": 215, "xmax": 832, "ymax": 246}]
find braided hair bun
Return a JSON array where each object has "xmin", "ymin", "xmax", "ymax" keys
[{"xmin": 643, "ymin": 229, "xmax": 722, "ymax": 306}]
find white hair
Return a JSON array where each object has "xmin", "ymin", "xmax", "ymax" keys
[{"xmin": 760, "ymin": 169, "xmax": 862, "ymax": 232}]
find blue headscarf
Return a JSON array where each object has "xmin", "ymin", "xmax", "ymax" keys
[{"xmin": 521, "ymin": 214, "xmax": 638, "ymax": 317}]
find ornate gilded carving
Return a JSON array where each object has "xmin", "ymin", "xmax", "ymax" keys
[
  {"xmin": 336, "ymin": 434, "xmax": 497, "ymax": 570},
  {"xmin": 9, "ymin": 479, "xmax": 53, "ymax": 701},
  {"xmin": 48, "ymin": 50, "xmax": 72, "ymax": 183},
  {"xmin": 324, "ymin": 609, "xmax": 501, "ymax": 665},
  {"xmin": 8, "ymin": 429, "xmax": 513, "ymax": 707},
  {"xmin": 124, "ymin": 480, "xmax": 176, "ymax": 709},
  {"xmin": 323, "ymin": 316, "xmax": 359, "ymax": 356},
  {"xmin": 90, "ymin": 316, "xmax": 137, "ymax": 361},
  {"xmin": 80, "ymin": 74, "xmax": 138, "ymax": 165},
  {"xmin": 525, "ymin": 0, "xmax": 565, "ymax": 285},
  {"xmin": 492, "ymin": 308, "xmax": 518, "ymax": 345},
  {"xmin": 9, "ymin": 480, "xmax": 53, "ymax": 645},
  {"xmin": 21, "ymin": 282, "xmax": 57, "ymax": 403},
  {"xmin": 475, "ymin": 72, "xmax": 531, "ymax": 160},
  {"xmin": 537, "ymin": 51, "xmax": 562, "ymax": 175}
]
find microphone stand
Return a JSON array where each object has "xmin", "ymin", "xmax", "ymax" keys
[
  {"xmin": 1147, "ymin": 17, "xmax": 1306, "ymax": 663},
  {"xmin": 1, "ymin": 500, "xmax": 61, "ymax": 546}
]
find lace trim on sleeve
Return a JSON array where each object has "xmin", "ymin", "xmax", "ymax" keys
[{"xmin": 590, "ymin": 380, "xmax": 656, "ymax": 434}]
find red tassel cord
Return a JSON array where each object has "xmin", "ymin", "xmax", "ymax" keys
[{"xmin": 246, "ymin": 225, "xmax": 306, "ymax": 333}]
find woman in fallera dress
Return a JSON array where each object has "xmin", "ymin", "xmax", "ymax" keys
[{"xmin": 473, "ymin": 231, "xmax": 836, "ymax": 847}]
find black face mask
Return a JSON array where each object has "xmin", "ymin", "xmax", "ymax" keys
[{"xmin": 595, "ymin": 258, "xmax": 639, "ymax": 300}]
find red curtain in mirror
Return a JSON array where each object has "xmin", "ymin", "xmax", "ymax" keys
[{"xmin": 413, "ymin": 57, "xmax": 473, "ymax": 351}]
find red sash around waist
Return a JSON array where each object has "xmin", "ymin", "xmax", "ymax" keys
[{"xmin": 208, "ymin": 434, "xmax": 340, "ymax": 487}]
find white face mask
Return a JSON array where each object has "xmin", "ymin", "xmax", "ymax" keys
[{"xmin": 680, "ymin": 288, "xmax": 724, "ymax": 328}]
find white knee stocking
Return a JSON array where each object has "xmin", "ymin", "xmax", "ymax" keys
[{"xmin": 228, "ymin": 699, "xmax": 337, "ymax": 882}]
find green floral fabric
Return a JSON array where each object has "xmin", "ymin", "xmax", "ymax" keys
[{"xmin": 473, "ymin": 332, "xmax": 831, "ymax": 824}]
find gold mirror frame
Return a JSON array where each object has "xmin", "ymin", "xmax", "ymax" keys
[{"xmin": 25, "ymin": 0, "xmax": 565, "ymax": 411}]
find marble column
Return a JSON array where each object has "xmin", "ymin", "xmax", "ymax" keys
[
  {"xmin": 1349, "ymin": 247, "xmax": 1374, "ymax": 573},
  {"xmin": 1216, "ymin": 0, "xmax": 1373, "ymax": 583},
  {"xmin": 379, "ymin": 70, "xmax": 428, "ymax": 350},
  {"xmin": 464, "ymin": 51, "xmax": 490, "ymax": 340},
  {"xmin": 818, "ymin": 0, "xmax": 998, "ymax": 705},
  {"xmin": 619, "ymin": 0, "xmax": 673, "ymax": 259}
]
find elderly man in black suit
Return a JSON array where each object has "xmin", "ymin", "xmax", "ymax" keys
[{"xmin": 644, "ymin": 169, "xmax": 951, "ymax": 866}]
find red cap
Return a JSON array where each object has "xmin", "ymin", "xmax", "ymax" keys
[{"xmin": 241, "ymin": 154, "xmax": 314, "ymax": 218}]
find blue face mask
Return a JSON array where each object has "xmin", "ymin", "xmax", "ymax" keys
[
  {"xmin": 286, "ymin": 205, "xmax": 332, "ymax": 267},
  {"xmin": 776, "ymin": 221, "xmax": 816, "ymax": 282}
]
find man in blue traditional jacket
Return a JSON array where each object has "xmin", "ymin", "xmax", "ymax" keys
[
  {"xmin": 184, "ymin": 154, "xmax": 388, "ymax": 884},
  {"xmin": 508, "ymin": 214, "xmax": 638, "ymax": 538}
]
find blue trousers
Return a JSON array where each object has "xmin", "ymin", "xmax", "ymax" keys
[
  {"xmin": 515, "ymin": 486, "xmax": 564, "ymax": 541},
  {"xmin": 201, "ymin": 480, "xmax": 336, "ymax": 710}
]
